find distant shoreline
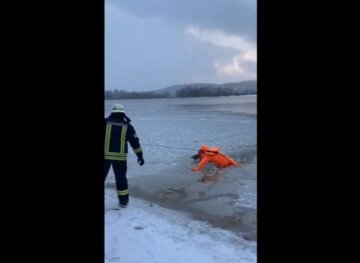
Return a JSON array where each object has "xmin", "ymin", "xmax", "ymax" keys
[
  {"xmin": 105, "ymin": 80, "xmax": 257, "ymax": 100},
  {"xmin": 105, "ymin": 94, "xmax": 257, "ymax": 100}
]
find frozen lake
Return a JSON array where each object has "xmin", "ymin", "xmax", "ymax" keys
[{"xmin": 105, "ymin": 95, "xmax": 257, "ymax": 241}]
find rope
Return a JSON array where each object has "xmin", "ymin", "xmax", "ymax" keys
[
  {"xmin": 141, "ymin": 143, "xmax": 256, "ymax": 152},
  {"xmin": 141, "ymin": 143, "xmax": 197, "ymax": 151},
  {"xmin": 193, "ymin": 130, "xmax": 255, "ymax": 143}
]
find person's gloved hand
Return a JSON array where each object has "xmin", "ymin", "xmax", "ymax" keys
[
  {"xmin": 191, "ymin": 154, "xmax": 199, "ymax": 160},
  {"xmin": 138, "ymin": 157, "xmax": 144, "ymax": 166}
]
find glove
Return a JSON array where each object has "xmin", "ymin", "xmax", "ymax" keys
[
  {"xmin": 191, "ymin": 154, "xmax": 199, "ymax": 160},
  {"xmin": 191, "ymin": 168, "xmax": 199, "ymax": 172},
  {"xmin": 137, "ymin": 157, "xmax": 144, "ymax": 166}
]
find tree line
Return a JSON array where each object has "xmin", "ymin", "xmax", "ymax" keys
[
  {"xmin": 105, "ymin": 85, "xmax": 256, "ymax": 100},
  {"xmin": 105, "ymin": 90, "xmax": 171, "ymax": 99},
  {"xmin": 175, "ymin": 86, "xmax": 256, "ymax": 98}
]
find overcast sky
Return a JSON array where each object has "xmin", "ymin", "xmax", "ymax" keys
[{"xmin": 105, "ymin": 0, "xmax": 256, "ymax": 91}]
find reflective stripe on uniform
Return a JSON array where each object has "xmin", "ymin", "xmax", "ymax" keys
[
  {"xmin": 133, "ymin": 147, "xmax": 142, "ymax": 153},
  {"xmin": 117, "ymin": 189, "xmax": 129, "ymax": 196},
  {"xmin": 104, "ymin": 123, "xmax": 112, "ymax": 153},
  {"xmin": 120, "ymin": 125, "xmax": 127, "ymax": 154},
  {"xmin": 105, "ymin": 155, "xmax": 127, "ymax": 161},
  {"xmin": 105, "ymin": 152, "xmax": 127, "ymax": 157}
]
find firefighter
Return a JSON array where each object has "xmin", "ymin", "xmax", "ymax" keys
[
  {"xmin": 191, "ymin": 145, "xmax": 239, "ymax": 181},
  {"xmin": 104, "ymin": 104, "xmax": 144, "ymax": 208}
]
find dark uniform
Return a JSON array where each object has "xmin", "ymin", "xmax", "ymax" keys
[{"xmin": 104, "ymin": 111, "xmax": 144, "ymax": 207}]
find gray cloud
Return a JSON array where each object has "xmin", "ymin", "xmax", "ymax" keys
[
  {"xmin": 105, "ymin": 1, "xmax": 256, "ymax": 91},
  {"xmin": 107, "ymin": 0, "xmax": 256, "ymax": 41}
]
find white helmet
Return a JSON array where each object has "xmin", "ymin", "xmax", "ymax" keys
[{"xmin": 111, "ymin": 104, "xmax": 126, "ymax": 114}]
